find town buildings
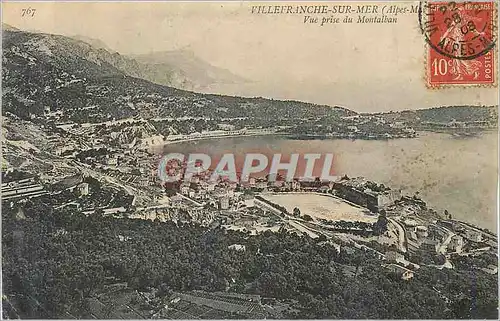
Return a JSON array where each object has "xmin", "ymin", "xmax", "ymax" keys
[{"xmin": 333, "ymin": 177, "xmax": 401, "ymax": 212}]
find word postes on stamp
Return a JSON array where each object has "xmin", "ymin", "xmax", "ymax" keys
[{"xmin": 419, "ymin": 1, "xmax": 496, "ymax": 86}]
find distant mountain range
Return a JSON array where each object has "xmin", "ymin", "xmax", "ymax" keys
[
  {"xmin": 130, "ymin": 48, "xmax": 248, "ymax": 90},
  {"xmin": 3, "ymin": 24, "xmax": 247, "ymax": 92},
  {"xmin": 70, "ymin": 35, "xmax": 115, "ymax": 52},
  {"xmin": 69, "ymin": 34, "xmax": 247, "ymax": 91}
]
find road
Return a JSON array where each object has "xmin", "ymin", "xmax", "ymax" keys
[
  {"xmin": 437, "ymin": 230, "xmax": 455, "ymax": 254},
  {"xmin": 388, "ymin": 218, "xmax": 407, "ymax": 253},
  {"xmin": 287, "ymin": 220, "xmax": 320, "ymax": 238},
  {"xmin": 72, "ymin": 160, "xmax": 140, "ymax": 196}
]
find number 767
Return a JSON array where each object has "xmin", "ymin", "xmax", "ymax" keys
[{"xmin": 21, "ymin": 8, "xmax": 36, "ymax": 17}]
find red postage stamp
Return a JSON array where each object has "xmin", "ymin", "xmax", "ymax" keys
[{"xmin": 419, "ymin": 1, "xmax": 496, "ymax": 86}]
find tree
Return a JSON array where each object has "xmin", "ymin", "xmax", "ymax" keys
[
  {"xmin": 293, "ymin": 207, "xmax": 301, "ymax": 217},
  {"xmin": 373, "ymin": 210, "xmax": 388, "ymax": 235},
  {"xmin": 302, "ymin": 214, "xmax": 313, "ymax": 222}
]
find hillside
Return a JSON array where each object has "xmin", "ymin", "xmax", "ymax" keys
[
  {"xmin": 2, "ymin": 26, "xmax": 351, "ymax": 125},
  {"xmin": 376, "ymin": 106, "xmax": 498, "ymax": 128},
  {"xmin": 2, "ymin": 23, "xmax": 19, "ymax": 31},
  {"xmin": 70, "ymin": 34, "xmax": 248, "ymax": 91},
  {"xmin": 70, "ymin": 34, "xmax": 115, "ymax": 52},
  {"xmin": 415, "ymin": 106, "xmax": 497, "ymax": 124},
  {"xmin": 130, "ymin": 48, "xmax": 248, "ymax": 90}
]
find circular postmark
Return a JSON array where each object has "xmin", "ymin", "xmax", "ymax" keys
[{"xmin": 418, "ymin": 1, "xmax": 496, "ymax": 60}]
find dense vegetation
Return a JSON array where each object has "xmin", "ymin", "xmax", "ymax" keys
[
  {"xmin": 416, "ymin": 106, "xmax": 497, "ymax": 123},
  {"xmin": 377, "ymin": 106, "xmax": 498, "ymax": 128},
  {"xmin": 2, "ymin": 198, "xmax": 498, "ymax": 319}
]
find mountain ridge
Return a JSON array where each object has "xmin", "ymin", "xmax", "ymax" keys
[
  {"xmin": 2, "ymin": 26, "xmax": 354, "ymax": 125},
  {"xmin": 1, "ymin": 25, "xmax": 496, "ymax": 126},
  {"xmin": 2, "ymin": 23, "xmax": 248, "ymax": 91},
  {"xmin": 130, "ymin": 49, "xmax": 248, "ymax": 88},
  {"xmin": 68, "ymin": 31, "xmax": 248, "ymax": 90}
]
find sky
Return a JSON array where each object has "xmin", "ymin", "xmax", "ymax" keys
[{"xmin": 2, "ymin": 1, "xmax": 498, "ymax": 112}]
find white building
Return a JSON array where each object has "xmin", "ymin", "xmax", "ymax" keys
[
  {"xmin": 228, "ymin": 244, "xmax": 246, "ymax": 252},
  {"xmin": 219, "ymin": 196, "xmax": 230, "ymax": 210},
  {"xmin": 448, "ymin": 235, "xmax": 464, "ymax": 253},
  {"xmin": 77, "ymin": 182, "xmax": 90, "ymax": 196}
]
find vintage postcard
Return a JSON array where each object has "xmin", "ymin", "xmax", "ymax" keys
[{"xmin": 1, "ymin": 1, "xmax": 498, "ymax": 319}]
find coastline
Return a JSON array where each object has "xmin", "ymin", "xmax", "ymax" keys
[
  {"xmin": 148, "ymin": 127, "xmax": 498, "ymax": 148},
  {"xmin": 147, "ymin": 131, "xmax": 416, "ymax": 148},
  {"xmin": 159, "ymin": 131, "xmax": 287, "ymax": 146}
]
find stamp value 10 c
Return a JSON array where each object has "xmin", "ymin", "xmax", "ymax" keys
[{"xmin": 419, "ymin": 1, "xmax": 496, "ymax": 86}]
